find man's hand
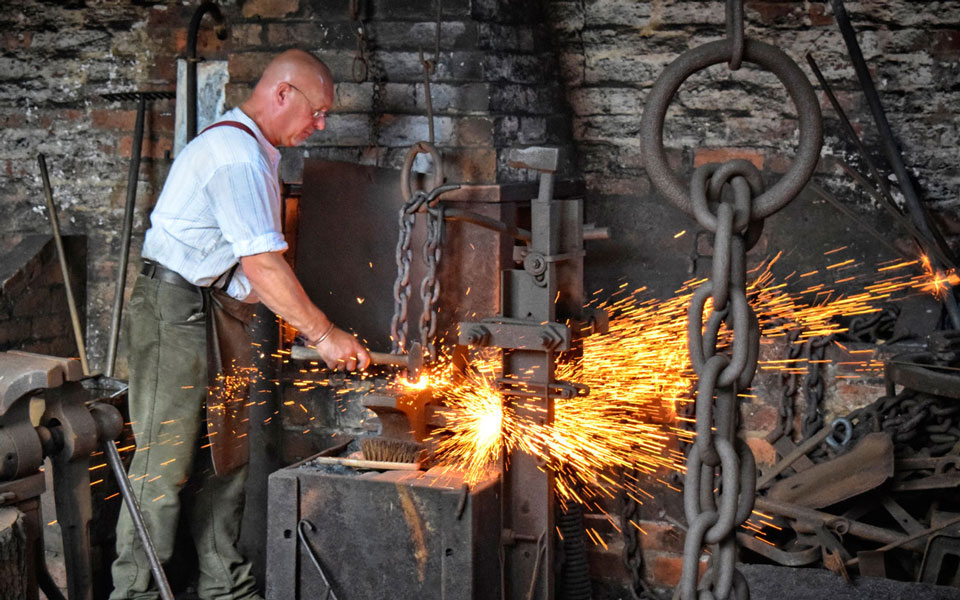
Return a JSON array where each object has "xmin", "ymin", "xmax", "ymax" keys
[{"xmin": 311, "ymin": 326, "xmax": 371, "ymax": 371}]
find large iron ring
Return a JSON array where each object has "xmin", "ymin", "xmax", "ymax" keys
[
  {"xmin": 640, "ymin": 38, "xmax": 822, "ymax": 220},
  {"xmin": 401, "ymin": 141, "xmax": 444, "ymax": 201}
]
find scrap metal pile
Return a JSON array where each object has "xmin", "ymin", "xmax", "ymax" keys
[{"xmin": 748, "ymin": 332, "xmax": 960, "ymax": 585}]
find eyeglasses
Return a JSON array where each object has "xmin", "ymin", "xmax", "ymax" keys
[{"xmin": 287, "ymin": 83, "xmax": 328, "ymax": 121}]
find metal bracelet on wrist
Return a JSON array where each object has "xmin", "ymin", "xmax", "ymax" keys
[{"xmin": 313, "ymin": 322, "xmax": 335, "ymax": 345}]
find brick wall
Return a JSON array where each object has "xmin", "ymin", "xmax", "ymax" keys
[{"xmin": 0, "ymin": 234, "xmax": 86, "ymax": 357}]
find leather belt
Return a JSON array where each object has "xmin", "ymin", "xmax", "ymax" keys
[{"xmin": 140, "ymin": 260, "xmax": 199, "ymax": 292}]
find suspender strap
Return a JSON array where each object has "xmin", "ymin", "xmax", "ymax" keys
[
  {"xmin": 201, "ymin": 120, "xmax": 258, "ymax": 140},
  {"xmin": 201, "ymin": 120, "xmax": 257, "ymax": 291}
]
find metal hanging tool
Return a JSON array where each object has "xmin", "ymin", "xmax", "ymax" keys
[
  {"xmin": 348, "ymin": 0, "xmax": 368, "ymax": 83},
  {"xmin": 100, "ymin": 90, "xmax": 175, "ymax": 378},
  {"xmin": 639, "ymin": 0, "xmax": 823, "ymax": 596},
  {"xmin": 37, "ymin": 154, "xmax": 90, "ymax": 376},
  {"xmin": 186, "ymin": 1, "xmax": 228, "ymax": 143}
]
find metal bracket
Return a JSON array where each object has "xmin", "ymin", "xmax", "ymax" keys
[
  {"xmin": 459, "ymin": 319, "xmax": 571, "ymax": 352},
  {"xmin": 496, "ymin": 378, "xmax": 589, "ymax": 400}
]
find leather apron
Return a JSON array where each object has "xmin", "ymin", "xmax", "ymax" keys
[{"xmin": 200, "ymin": 119, "xmax": 262, "ymax": 475}]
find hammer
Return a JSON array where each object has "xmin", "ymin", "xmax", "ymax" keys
[{"xmin": 290, "ymin": 342, "xmax": 425, "ymax": 379}]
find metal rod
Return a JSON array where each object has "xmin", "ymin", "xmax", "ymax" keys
[
  {"xmin": 804, "ymin": 54, "xmax": 945, "ymax": 263},
  {"xmin": 101, "ymin": 438, "xmax": 174, "ymax": 600},
  {"xmin": 756, "ymin": 421, "xmax": 835, "ymax": 490},
  {"xmin": 38, "ymin": 154, "xmax": 89, "ymax": 375},
  {"xmin": 106, "ymin": 94, "xmax": 146, "ymax": 378},
  {"xmin": 754, "ymin": 497, "xmax": 927, "ymax": 552},
  {"xmin": 806, "ymin": 183, "xmax": 910, "ymax": 263},
  {"xmin": 834, "ymin": 161, "xmax": 954, "ymax": 269},
  {"xmin": 828, "ymin": 0, "xmax": 960, "ymax": 270},
  {"xmin": 443, "ymin": 207, "xmax": 532, "ymax": 242},
  {"xmin": 845, "ymin": 514, "xmax": 960, "ymax": 567},
  {"xmin": 806, "ymin": 52, "xmax": 960, "ymax": 327}
]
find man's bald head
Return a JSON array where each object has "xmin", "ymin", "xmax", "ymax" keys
[
  {"xmin": 241, "ymin": 50, "xmax": 335, "ymax": 147},
  {"xmin": 256, "ymin": 49, "xmax": 333, "ymax": 97}
]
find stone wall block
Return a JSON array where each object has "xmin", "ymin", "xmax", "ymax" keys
[
  {"xmin": 489, "ymin": 83, "xmax": 564, "ymax": 115},
  {"xmin": 366, "ymin": 20, "xmax": 476, "ymax": 50},
  {"xmin": 242, "ymin": 0, "xmax": 300, "ymax": 20},
  {"xmin": 420, "ymin": 82, "xmax": 491, "ymax": 114},
  {"xmin": 369, "ymin": 0, "xmax": 471, "ymax": 20},
  {"xmin": 482, "ymin": 53, "xmax": 557, "ymax": 84},
  {"xmin": 376, "ymin": 114, "xmax": 455, "ymax": 147},
  {"xmin": 440, "ymin": 146, "xmax": 497, "ymax": 184},
  {"xmin": 584, "ymin": 1, "xmax": 655, "ymax": 27},
  {"xmin": 477, "ymin": 23, "xmax": 537, "ymax": 52},
  {"xmin": 334, "ymin": 82, "xmax": 377, "ymax": 112},
  {"xmin": 231, "ymin": 23, "xmax": 264, "ymax": 48},
  {"xmin": 454, "ymin": 116, "xmax": 494, "ymax": 147},
  {"xmin": 266, "ymin": 21, "xmax": 334, "ymax": 48},
  {"xmin": 314, "ymin": 113, "xmax": 374, "ymax": 146}
]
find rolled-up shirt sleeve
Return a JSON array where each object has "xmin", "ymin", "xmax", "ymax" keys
[{"xmin": 205, "ymin": 161, "xmax": 289, "ymax": 258}]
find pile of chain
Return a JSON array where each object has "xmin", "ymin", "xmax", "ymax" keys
[
  {"xmin": 808, "ymin": 389, "xmax": 960, "ymax": 464},
  {"xmin": 638, "ymin": 1, "xmax": 822, "ymax": 597},
  {"xmin": 768, "ymin": 329, "xmax": 835, "ymax": 443}
]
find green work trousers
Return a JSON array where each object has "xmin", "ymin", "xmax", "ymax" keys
[{"xmin": 110, "ymin": 276, "xmax": 260, "ymax": 600}]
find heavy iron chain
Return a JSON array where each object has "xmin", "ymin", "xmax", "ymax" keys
[
  {"xmin": 390, "ymin": 191, "xmax": 429, "ymax": 354},
  {"xmin": 638, "ymin": 1, "xmax": 822, "ymax": 597},
  {"xmin": 768, "ymin": 327, "xmax": 802, "ymax": 444},
  {"xmin": 390, "ymin": 184, "xmax": 458, "ymax": 358},
  {"xmin": 419, "ymin": 202, "xmax": 445, "ymax": 362},
  {"xmin": 679, "ymin": 162, "xmax": 761, "ymax": 600},
  {"xmin": 801, "ymin": 335, "xmax": 834, "ymax": 440}
]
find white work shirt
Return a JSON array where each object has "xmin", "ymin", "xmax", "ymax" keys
[{"xmin": 142, "ymin": 107, "xmax": 287, "ymax": 301}]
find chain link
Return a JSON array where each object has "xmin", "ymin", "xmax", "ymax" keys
[
  {"xmin": 390, "ymin": 185, "xmax": 457, "ymax": 359},
  {"xmin": 639, "ymin": 1, "xmax": 822, "ymax": 597},
  {"xmin": 419, "ymin": 202, "xmax": 445, "ymax": 362},
  {"xmin": 390, "ymin": 191, "xmax": 428, "ymax": 353},
  {"xmin": 801, "ymin": 335, "xmax": 833, "ymax": 440},
  {"xmin": 767, "ymin": 327, "xmax": 801, "ymax": 443},
  {"xmin": 680, "ymin": 164, "xmax": 759, "ymax": 600}
]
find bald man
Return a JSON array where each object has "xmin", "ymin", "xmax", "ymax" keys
[{"xmin": 110, "ymin": 50, "xmax": 368, "ymax": 600}]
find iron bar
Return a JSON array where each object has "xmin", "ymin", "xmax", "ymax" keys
[
  {"xmin": 827, "ymin": 0, "xmax": 957, "ymax": 266},
  {"xmin": 846, "ymin": 515, "xmax": 960, "ymax": 568},
  {"xmin": 37, "ymin": 154, "xmax": 89, "ymax": 375},
  {"xmin": 101, "ymin": 438, "xmax": 173, "ymax": 600},
  {"xmin": 807, "ymin": 182, "xmax": 908, "ymax": 261},
  {"xmin": 835, "ymin": 161, "xmax": 955, "ymax": 269},
  {"xmin": 754, "ymin": 497, "xmax": 927, "ymax": 552},
  {"xmin": 756, "ymin": 420, "xmax": 835, "ymax": 490},
  {"xmin": 803, "ymin": 55, "xmax": 945, "ymax": 262},
  {"xmin": 828, "ymin": 0, "xmax": 960, "ymax": 329},
  {"xmin": 806, "ymin": 53, "xmax": 960, "ymax": 327},
  {"xmin": 106, "ymin": 94, "xmax": 145, "ymax": 378},
  {"xmin": 443, "ymin": 208, "xmax": 532, "ymax": 242}
]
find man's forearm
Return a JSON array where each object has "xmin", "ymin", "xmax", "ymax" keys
[{"xmin": 241, "ymin": 251, "xmax": 331, "ymax": 341}]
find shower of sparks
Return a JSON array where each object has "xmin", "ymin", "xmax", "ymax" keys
[
  {"xmin": 919, "ymin": 254, "xmax": 959, "ymax": 300},
  {"xmin": 426, "ymin": 249, "xmax": 955, "ymax": 515},
  {"xmin": 429, "ymin": 354, "xmax": 505, "ymax": 483}
]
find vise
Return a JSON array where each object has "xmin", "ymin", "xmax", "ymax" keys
[{"xmin": 0, "ymin": 351, "xmax": 127, "ymax": 600}]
